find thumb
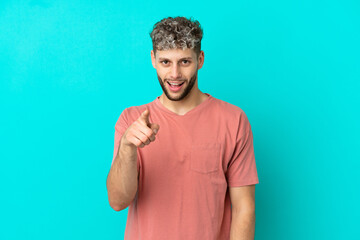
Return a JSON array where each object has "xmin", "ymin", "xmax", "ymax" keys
[
  {"xmin": 139, "ymin": 109, "xmax": 150, "ymax": 125},
  {"xmin": 150, "ymin": 123, "xmax": 160, "ymax": 134}
]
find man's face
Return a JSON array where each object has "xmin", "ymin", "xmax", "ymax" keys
[{"xmin": 151, "ymin": 48, "xmax": 204, "ymax": 101}]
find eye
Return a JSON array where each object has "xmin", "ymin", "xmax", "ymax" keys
[
  {"xmin": 161, "ymin": 60, "xmax": 169, "ymax": 65},
  {"xmin": 182, "ymin": 60, "xmax": 191, "ymax": 65}
]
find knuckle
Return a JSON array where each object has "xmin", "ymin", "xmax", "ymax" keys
[
  {"xmin": 140, "ymin": 136, "xmax": 148, "ymax": 143},
  {"xmin": 133, "ymin": 139, "xmax": 140, "ymax": 145},
  {"xmin": 146, "ymin": 130, "xmax": 153, "ymax": 137},
  {"xmin": 130, "ymin": 137, "xmax": 139, "ymax": 146}
]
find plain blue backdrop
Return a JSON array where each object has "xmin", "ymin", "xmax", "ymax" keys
[{"xmin": 1, "ymin": 0, "xmax": 359, "ymax": 239}]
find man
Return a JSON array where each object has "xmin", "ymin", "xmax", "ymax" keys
[{"xmin": 106, "ymin": 16, "xmax": 259, "ymax": 240}]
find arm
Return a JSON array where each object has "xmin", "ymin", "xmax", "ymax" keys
[
  {"xmin": 106, "ymin": 141, "xmax": 139, "ymax": 211},
  {"xmin": 229, "ymin": 185, "xmax": 256, "ymax": 240},
  {"xmin": 106, "ymin": 109, "xmax": 159, "ymax": 211}
]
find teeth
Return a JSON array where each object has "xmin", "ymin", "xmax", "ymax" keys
[{"xmin": 169, "ymin": 82, "xmax": 182, "ymax": 86}]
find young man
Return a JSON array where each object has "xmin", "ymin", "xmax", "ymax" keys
[{"xmin": 106, "ymin": 16, "xmax": 259, "ymax": 240}]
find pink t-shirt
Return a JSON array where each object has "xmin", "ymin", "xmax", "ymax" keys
[{"xmin": 111, "ymin": 93, "xmax": 259, "ymax": 240}]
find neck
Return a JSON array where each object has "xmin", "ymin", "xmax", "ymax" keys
[{"xmin": 159, "ymin": 88, "xmax": 208, "ymax": 116}]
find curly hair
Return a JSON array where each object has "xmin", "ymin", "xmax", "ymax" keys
[{"xmin": 149, "ymin": 16, "xmax": 203, "ymax": 57}]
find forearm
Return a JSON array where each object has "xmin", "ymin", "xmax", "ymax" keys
[
  {"xmin": 106, "ymin": 142, "xmax": 139, "ymax": 211},
  {"xmin": 230, "ymin": 210, "xmax": 256, "ymax": 240}
]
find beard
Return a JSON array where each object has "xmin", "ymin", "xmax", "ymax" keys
[{"xmin": 157, "ymin": 71, "xmax": 198, "ymax": 101}]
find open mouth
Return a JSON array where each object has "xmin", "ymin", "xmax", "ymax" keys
[
  {"xmin": 167, "ymin": 81, "xmax": 185, "ymax": 92},
  {"xmin": 167, "ymin": 82, "xmax": 185, "ymax": 87}
]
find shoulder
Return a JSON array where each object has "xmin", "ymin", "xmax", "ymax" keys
[
  {"xmin": 211, "ymin": 96, "xmax": 248, "ymax": 119},
  {"xmin": 210, "ymin": 96, "xmax": 252, "ymax": 132}
]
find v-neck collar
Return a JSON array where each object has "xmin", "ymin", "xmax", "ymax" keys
[{"xmin": 154, "ymin": 93, "xmax": 213, "ymax": 117}]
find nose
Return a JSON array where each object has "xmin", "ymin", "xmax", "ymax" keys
[{"xmin": 169, "ymin": 64, "xmax": 182, "ymax": 79}]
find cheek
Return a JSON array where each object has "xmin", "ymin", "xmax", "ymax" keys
[
  {"xmin": 186, "ymin": 68, "xmax": 197, "ymax": 78},
  {"xmin": 156, "ymin": 70, "xmax": 166, "ymax": 79}
]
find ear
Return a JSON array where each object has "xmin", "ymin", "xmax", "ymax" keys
[
  {"xmin": 151, "ymin": 50, "xmax": 156, "ymax": 69},
  {"xmin": 197, "ymin": 50, "xmax": 205, "ymax": 70}
]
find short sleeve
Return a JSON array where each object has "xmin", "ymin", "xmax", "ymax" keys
[
  {"xmin": 226, "ymin": 112, "xmax": 259, "ymax": 187},
  {"xmin": 111, "ymin": 108, "xmax": 130, "ymax": 166}
]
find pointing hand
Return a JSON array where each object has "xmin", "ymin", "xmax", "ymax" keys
[{"xmin": 121, "ymin": 109, "xmax": 160, "ymax": 149}]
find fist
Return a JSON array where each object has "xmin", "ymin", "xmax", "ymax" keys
[{"xmin": 121, "ymin": 109, "xmax": 160, "ymax": 148}]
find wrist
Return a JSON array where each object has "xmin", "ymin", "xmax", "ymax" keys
[{"xmin": 119, "ymin": 138, "xmax": 137, "ymax": 156}]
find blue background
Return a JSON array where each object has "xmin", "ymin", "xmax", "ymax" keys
[{"xmin": 1, "ymin": 0, "xmax": 359, "ymax": 239}]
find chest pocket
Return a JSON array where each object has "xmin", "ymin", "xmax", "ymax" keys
[{"xmin": 190, "ymin": 143, "xmax": 221, "ymax": 174}]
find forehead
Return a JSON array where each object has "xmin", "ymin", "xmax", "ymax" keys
[{"xmin": 155, "ymin": 48, "xmax": 197, "ymax": 60}]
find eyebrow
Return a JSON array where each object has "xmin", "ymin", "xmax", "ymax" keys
[{"xmin": 158, "ymin": 57, "xmax": 193, "ymax": 61}]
